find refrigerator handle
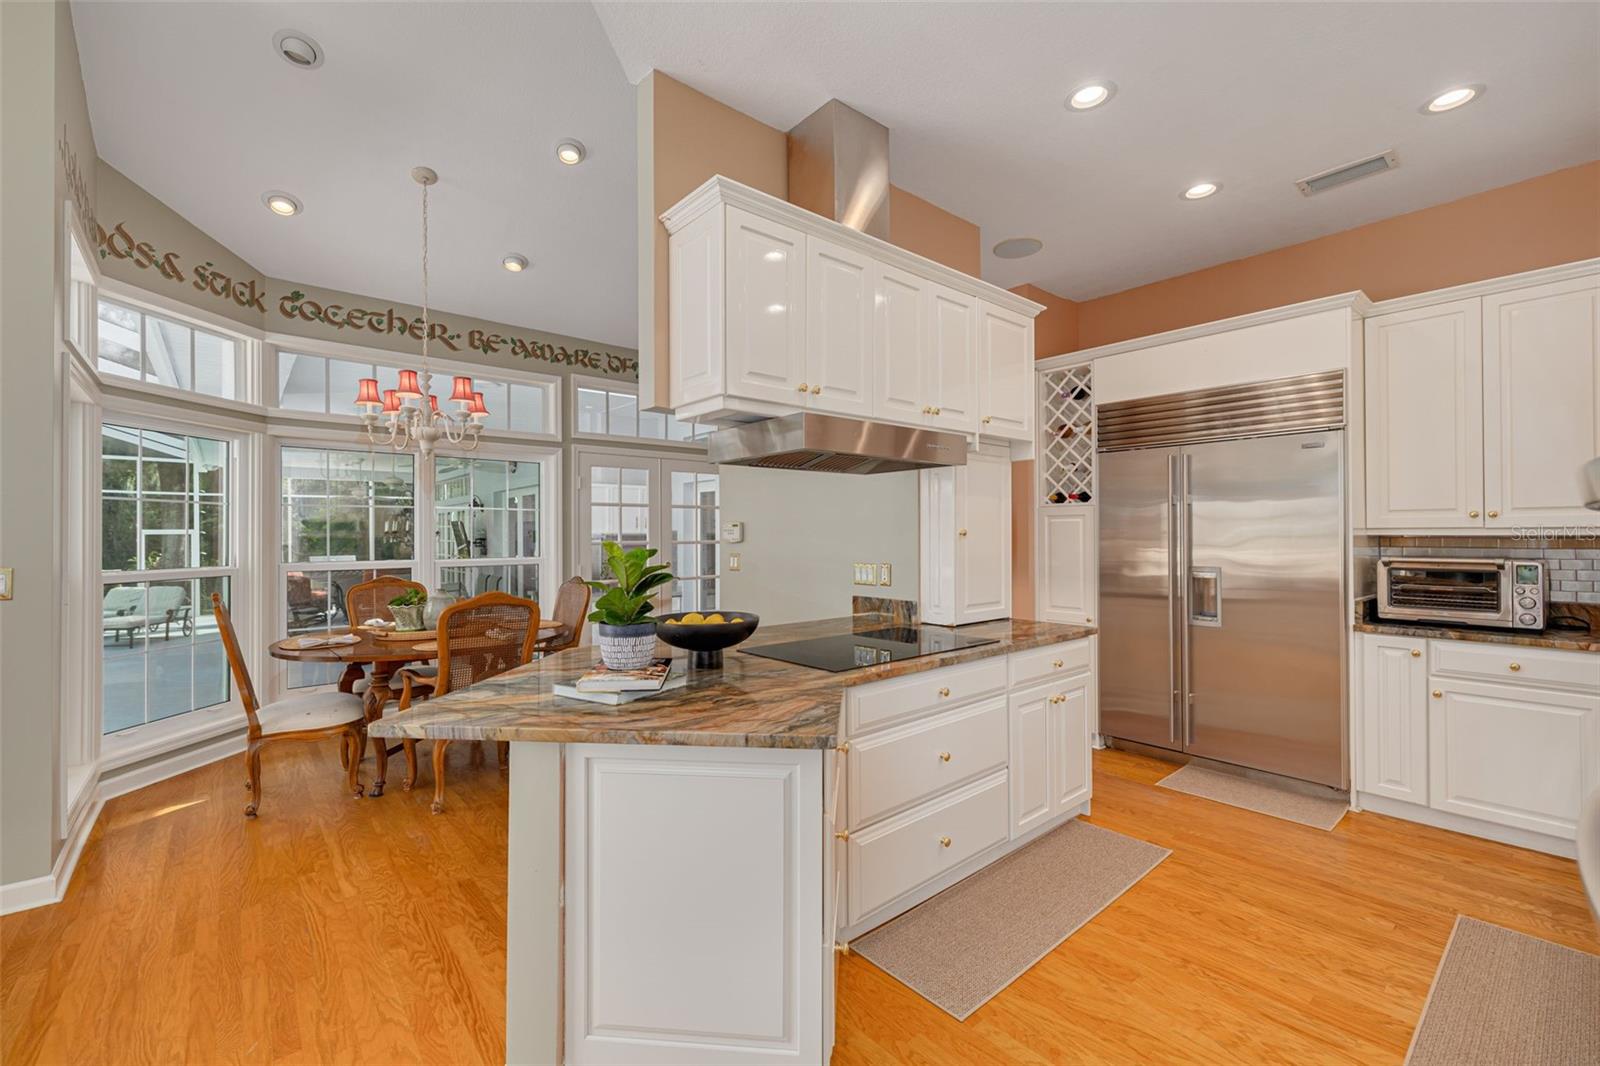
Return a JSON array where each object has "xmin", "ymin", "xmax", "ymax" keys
[
  {"xmin": 1180, "ymin": 453, "xmax": 1195, "ymax": 746},
  {"xmin": 1168, "ymin": 453, "xmax": 1182, "ymax": 746}
]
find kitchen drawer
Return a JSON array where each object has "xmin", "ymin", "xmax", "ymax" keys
[
  {"xmin": 1009, "ymin": 638, "xmax": 1092, "ymax": 691},
  {"xmin": 846, "ymin": 770, "xmax": 1009, "ymax": 925},
  {"xmin": 846, "ymin": 656, "xmax": 1008, "ymax": 736},
  {"xmin": 1429, "ymin": 640, "xmax": 1600, "ymax": 693},
  {"xmin": 847, "ymin": 697, "xmax": 1007, "ymax": 829}
]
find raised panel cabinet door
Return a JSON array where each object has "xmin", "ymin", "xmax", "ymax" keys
[
  {"xmin": 804, "ymin": 236, "xmax": 874, "ymax": 417},
  {"xmin": 1009, "ymin": 689, "xmax": 1053, "ymax": 838},
  {"xmin": 979, "ymin": 302, "xmax": 1034, "ymax": 440},
  {"xmin": 1363, "ymin": 299, "xmax": 1484, "ymax": 528},
  {"xmin": 873, "ymin": 263, "xmax": 931, "ymax": 424},
  {"xmin": 1050, "ymin": 673, "xmax": 1093, "ymax": 814},
  {"xmin": 1358, "ymin": 634, "xmax": 1428, "ymax": 803},
  {"xmin": 724, "ymin": 206, "xmax": 807, "ymax": 407},
  {"xmin": 927, "ymin": 284, "xmax": 980, "ymax": 433},
  {"xmin": 918, "ymin": 466, "xmax": 959, "ymax": 626},
  {"xmin": 1037, "ymin": 507, "xmax": 1095, "ymax": 624},
  {"xmin": 1482, "ymin": 275, "xmax": 1600, "ymax": 528},
  {"xmin": 668, "ymin": 208, "xmax": 725, "ymax": 407},
  {"xmin": 956, "ymin": 450, "xmax": 1012, "ymax": 624},
  {"xmin": 1427, "ymin": 678, "xmax": 1600, "ymax": 841}
]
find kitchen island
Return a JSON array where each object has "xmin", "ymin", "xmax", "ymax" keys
[{"xmin": 370, "ymin": 616, "xmax": 1096, "ymax": 1066}]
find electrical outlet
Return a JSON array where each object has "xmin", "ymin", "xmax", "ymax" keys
[
  {"xmin": 852, "ymin": 562, "xmax": 877, "ymax": 586},
  {"xmin": 877, "ymin": 563, "xmax": 892, "ymax": 586}
]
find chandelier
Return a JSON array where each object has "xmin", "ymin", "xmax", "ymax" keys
[{"xmin": 353, "ymin": 166, "xmax": 486, "ymax": 457}]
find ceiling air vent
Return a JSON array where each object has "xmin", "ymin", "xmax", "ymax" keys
[{"xmin": 1295, "ymin": 149, "xmax": 1399, "ymax": 196}]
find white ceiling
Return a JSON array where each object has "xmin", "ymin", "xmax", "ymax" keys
[
  {"xmin": 595, "ymin": 1, "xmax": 1600, "ymax": 300},
  {"xmin": 74, "ymin": 3, "xmax": 1599, "ymax": 354},
  {"xmin": 74, "ymin": 1, "xmax": 640, "ymax": 348}
]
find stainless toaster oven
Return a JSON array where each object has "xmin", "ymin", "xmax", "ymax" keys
[{"xmin": 1377, "ymin": 558, "xmax": 1545, "ymax": 630}]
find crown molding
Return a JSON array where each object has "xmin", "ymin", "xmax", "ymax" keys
[
  {"xmin": 1365, "ymin": 258, "xmax": 1600, "ymax": 315},
  {"xmin": 1036, "ymin": 290, "xmax": 1372, "ymax": 370},
  {"xmin": 661, "ymin": 175, "xmax": 1046, "ymax": 319}
]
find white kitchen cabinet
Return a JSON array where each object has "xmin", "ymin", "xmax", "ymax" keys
[
  {"xmin": 1036, "ymin": 507, "xmax": 1096, "ymax": 624},
  {"xmin": 663, "ymin": 176, "xmax": 1042, "ymax": 428},
  {"xmin": 1482, "ymin": 275, "xmax": 1600, "ymax": 527},
  {"xmin": 979, "ymin": 302, "xmax": 1035, "ymax": 442},
  {"xmin": 872, "ymin": 263, "xmax": 931, "ymax": 424},
  {"xmin": 724, "ymin": 206, "xmax": 808, "ymax": 409},
  {"xmin": 1358, "ymin": 634, "xmax": 1429, "ymax": 804},
  {"xmin": 1363, "ymin": 298, "xmax": 1484, "ymax": 528},
  {"xmin": 927, "ymin": 285, "xmax": 981, "ymax": 433},
  {"xmin": 1008, "ymin": 663, "xmax": 1092, "ymax": 838},
  {"xmin": 1428, "ymin": 676, "xmax": 1599, "ymax": 840},
  {"xmin": 920, "ymin": 447, "xmax": 1011, "ymax": 626},
  {"xmin": 804, "ymin": 236, "xmax": 874, "ymax": 417}
]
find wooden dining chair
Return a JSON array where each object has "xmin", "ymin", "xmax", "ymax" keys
[
  {"xmin": 532, "ymin": 575, "xmax": 591, "ymax": 657},
  {"xmin": 340, "ymin": 575, "xmax": 430, "ymax": 695},
  {"xmin": 211, "ymin": 593, "xmax": 367, "ymax": 817},
  {"xmin": 395, "ymin": 592, "xmax": 539, "ymax": 813}
]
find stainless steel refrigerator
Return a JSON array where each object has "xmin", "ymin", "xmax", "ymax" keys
[{"xmin": 1098, "ymin": 424, "xmax": 1347, "ymax": 789}]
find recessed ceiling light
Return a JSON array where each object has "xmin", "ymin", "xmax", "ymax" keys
[
  {"xmin": 556, "ymin": 140, "xmax": 587, "ymax": 166},
  {"xmin": 992, "ymin": 237, "xmax": 1044, "ymax": 259},
  {"xmin": 262, "ymin": 191, "xmax": 302, "ymax": 217},
  {"xmin": 1183, "ymin": 182, "xmax": 1220, "ymax": 200},
  {"xmin": 502, "ymin": 254, "xmax": 529, "ymax": 273},
  {"xmin": 272, "ymin": 29, "xmax": 323, "ymax": 70},
  {"xmin": 1066, "ymin": 82, "xmax": 1116, "ymax": 111},
  {"xmin": 1425, "ymin": 85, "xmax": 1480, "ymax": 113}
]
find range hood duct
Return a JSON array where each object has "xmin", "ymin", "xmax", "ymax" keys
[
  {"xmin": 707, "ymin": 413, "xmax": 966, "ymax": 475},
  {"xmin": 788, "ymin": 99, "xmax": 891, "ymax": 240}
]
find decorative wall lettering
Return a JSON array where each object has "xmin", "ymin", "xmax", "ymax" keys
[{"xmin": 58, "ymin": 125, "xmax": 98, "ymax": 239}]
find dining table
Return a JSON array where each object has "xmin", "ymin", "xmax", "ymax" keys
[{"xmin": 269, "ymin": 619, "xmax": 566, "ymax": 795}]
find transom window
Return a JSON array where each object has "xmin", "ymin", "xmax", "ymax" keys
[
  {"xmin": 100, "ymin": 424, "xmax": 235, "ymax": 734},
  {"xmin": 97, "ymin": 298, "xmax": 239, "ymax": 399},
  {"xmin": 278, "ymin": 351, "xmax": 554, "ymax": 436},
  {"xmin": 575, "ymin": 384, "xmax": 713, "ymax": 443}
]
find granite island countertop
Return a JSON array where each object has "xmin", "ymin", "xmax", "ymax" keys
[
  {"xmin": 1352, "ymin": 597, "xmax": 1600, "ymax": 653},
  {"xmin": 367, "ymin": 616, "xmax": 1095, "ymax": 749}
]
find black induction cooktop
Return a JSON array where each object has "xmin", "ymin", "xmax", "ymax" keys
[{"xmin": 740, "ymin": 626, "xmax": 1000, "ymax": 673}]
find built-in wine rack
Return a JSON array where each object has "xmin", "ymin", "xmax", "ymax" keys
[{"xmin": 1039, "ymin": 364, "xmax": 1093, "ymax": 505}]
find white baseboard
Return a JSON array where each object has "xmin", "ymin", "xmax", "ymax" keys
[
  {"xmin": 99, "ymin": 728, "xmax": 245, "ymax": 800},
  {"xmin": 1, "ymin": 784, "xmax": 104, "ymax": 916},
  {"xmin": 1356, "ymin": 792, "xmax": 1577, "ymax": 859}
]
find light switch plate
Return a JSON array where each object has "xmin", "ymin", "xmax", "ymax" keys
[
  {"xmin": 852, "ymin": 563, "xmax": 877, "ymax": 586},
  {"xmin": 728, "ymin": 553, "xmax": 741, "ymax": 572},
  {"xmin": 877, "ymin": 563, "xmax": 892, "ymax": 586},
  {"xmin": 0, "ymin": 567, "xmax": 10, "ymax": 600}
]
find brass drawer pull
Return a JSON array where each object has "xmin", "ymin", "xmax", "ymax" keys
[
  {"xmin": 811, "ymin": 385, "xmax": 822, "ymax": 395},
  {"xmin": 1410, "ymin": 649, "xmax": 1421, "ymax": 658},
  {"xmin": 1508, "ymin": 662, "xmax": 1521, "ymax": 672},
  {"xmin": 1468, "ymin": 509, "xmax": 1480, "ymax": 518},
  {"xmin": 981, "ymin": 416, "xmax": 992, "ymax": 425},
  {"xmin": 939, "ymin": 836, "xmax": 952, "ymax": 848},
  {"xmin": 938, "ymin": 751, "xmax": 952, "ymax": 763},
  {"xmin": 797, "ymin": 383, "xmax": 809, "ymax": 393},
  {"xmin": 1052, "ymin": 659, "xmax": 1064, "ymax": 668},
  {"xmin": 938, "ymin": 686, "xmax": 951, "ymax": 698},
  {"xmin": 835, "ymin": 829, "xmax": 850, "ymax": 841},
  {"xmin": 1487, "ymin": 510, "xmax": 1499, "ymax": 518},
  {"xmin": 1433, "ymin": 690, "xmax": 1443, "ymax": 698}
]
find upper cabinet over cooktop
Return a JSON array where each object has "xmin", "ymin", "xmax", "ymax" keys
[{"xmin": 661, "ymin": 176, "xmax": 1042, "ymax": 452}]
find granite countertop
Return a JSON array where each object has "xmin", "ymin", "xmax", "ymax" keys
[
  {"xmin": 1352, "ymin": 598, "xmax": 1600, "ymax": 653},
  {"xmin": 367, "ymin": 617, "xmax": 1095, "ymax": 749}
]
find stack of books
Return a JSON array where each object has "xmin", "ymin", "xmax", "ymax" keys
[{"xmin": 554, "ymin": 658, "xmax": 685, "ymax": 706}]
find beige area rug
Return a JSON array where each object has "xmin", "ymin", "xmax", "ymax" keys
[
  {"xmin": 1155, "ymin": 762, "xmax": 1348, "ymax": 830},
  {"xmin": 1406, "ymin": 916, "xmax": 1600, "ymax": 1066},
  {"xmin": 849, "ymin": 820, "xmax": 1169, "ymax": 1020}
]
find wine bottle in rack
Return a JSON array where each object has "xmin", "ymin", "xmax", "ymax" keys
[
  {"xmin": 1045, "ymin": 490, "xmax": 1068, "ymax": 504},
  {"xmin": 1068, "ymin": 490, "xmax": 1092, "ymax": 503}
]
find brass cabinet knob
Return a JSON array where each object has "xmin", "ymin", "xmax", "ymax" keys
[
  {"xmin": 1052, "ymin": 659, "xmax": 1064, "ymax": 668},
  {"xmin": 1487, "ymin": 510, "xmax": 1499, "ymax": 518},
  {"xmin": 1468, "ymin": 510, "xmax": 1480, "ymax": 518},
  {"xmin": 1411, "ymin": 649, "xmax": 1422, "ymax": 658},
  {"xmin": 938, "ymin": 751, "xmax": 952, "ymax": 762},
  {"xmin": 811, "ymin": 385, "xmax": 822, "ymax": 395},
  {"xmin": 939, "ymin": 836, "xmax": 952, "ymax": 848},
  {"xmin": 1085, "ymin": 617, "xmax": 1093, "ymax": 623},
  {"xmin": 938, "ymin": 686, "xmax": 951, "ymax": 697},
  {"xmin": 1433, "ymin": 690, "xmax": 1443, "ymax": 698},
  {"xmin": 797, "ymin": 383, "xmax": 809, "ymax": 393},
  {"xmin": 958, "ymin": 529, "xmax": 968, "ymax": 538},
  {"xmin": 934, "ymin": 406, "xmax": 942, "ymax": 415},
  {"xmin": 981, "ymin": 416, "xmax": 992, "ymax": 425},
  {"xmin": 922, "ymin": 406, "xmax": 932, "ymax": 415},
  {"xmin": 1509, "ymin": 662, "xmax": 1521, "ymax": 672},
  {"xmin": 836, "ymin": 741, "xmax": 850, "ymax": 755}
]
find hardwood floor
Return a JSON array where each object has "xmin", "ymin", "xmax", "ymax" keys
[{"xmin": 4, "ymin": 745, "xmax": 1595, "ymax": 1065}]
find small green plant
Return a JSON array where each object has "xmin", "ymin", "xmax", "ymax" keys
[
  {"xmin": 388, "ymin": 587, "xmax": 426, "ymax": 608},
  {"xmin": 586, "ymin": 543, "xmax": 673, "ymax": 626}
]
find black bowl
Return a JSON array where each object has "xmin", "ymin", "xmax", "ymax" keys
[{"xmin": 654, "ymin": 611, "xmax": 760, "ymax": 668}]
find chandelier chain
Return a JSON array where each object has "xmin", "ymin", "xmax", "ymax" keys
[{"xmin": 420, "ymin": 178, "xmax": 430, "ymax": 376}]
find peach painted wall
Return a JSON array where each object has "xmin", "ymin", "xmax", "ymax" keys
[
  {"xmin": 640, "ymin": 71, "xmax": 790, "ymax": 408},
  {"xmin": 888, "ymin": 185, "xmax": 981, "ymax": 277},
  {"xmin": 1075, "ymin": 160, "xmax": 1600, "ymax": 349}
]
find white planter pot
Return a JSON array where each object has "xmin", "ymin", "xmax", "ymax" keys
[{"xmin": 595, "ymin": 622, "xmax": 657, "ymax": 671}]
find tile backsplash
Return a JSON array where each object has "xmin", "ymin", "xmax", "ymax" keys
[{"xmin": 1353, "ymin": 533, "xmax": 1600, "ymax": 604}]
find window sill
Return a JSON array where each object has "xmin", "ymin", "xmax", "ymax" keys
[{"xmin": 101, "ymin": 705, "xmax": 247, "ymax": 772}]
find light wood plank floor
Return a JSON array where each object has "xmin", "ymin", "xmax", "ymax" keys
[{"xmin": 4, "ymin": 745, "xmax": 1595, "ymax": 1065}]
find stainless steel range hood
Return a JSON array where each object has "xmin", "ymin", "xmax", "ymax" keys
[{"xmin": 707, "ymin": 413, "xmax": 967, "ymax": 474}]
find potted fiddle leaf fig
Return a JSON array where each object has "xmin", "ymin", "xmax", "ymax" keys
[{"xmin": 586, "ymin": 543, "xmax": 673, "ymax": 670}]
